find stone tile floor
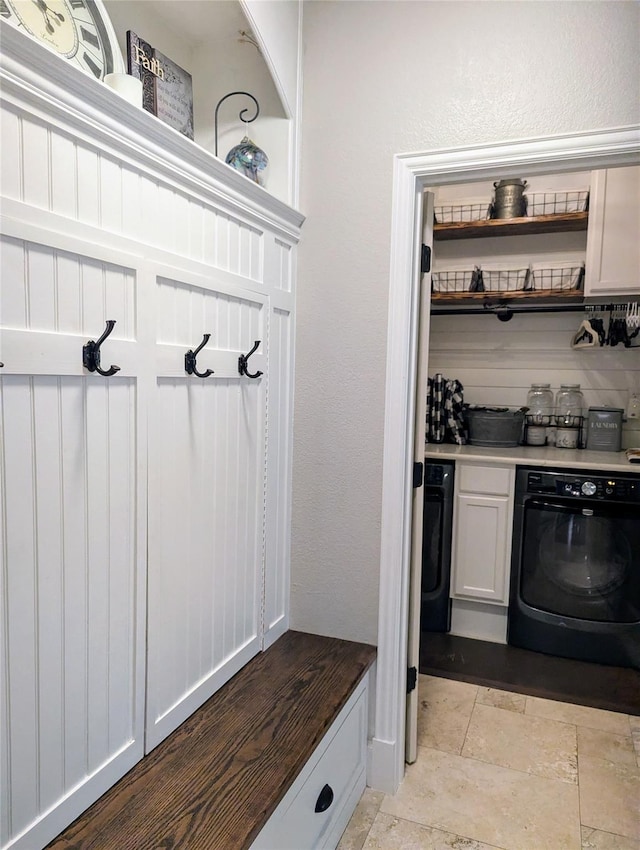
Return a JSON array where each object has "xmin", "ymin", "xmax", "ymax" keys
[{"xmin": 338, "ymin": 674, "xmax": 640, "ymax": 850}]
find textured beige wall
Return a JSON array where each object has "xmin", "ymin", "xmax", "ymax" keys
[{"xmin": 291, "ymin": 1, "xmax": 640, "ymax": 645}]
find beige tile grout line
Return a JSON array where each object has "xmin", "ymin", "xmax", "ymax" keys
[
  {"xmin": 459, "ymin": 682, "xmax": 481, "ymax": 755},
  {"xmin": 576, "ymin": 724, "xmax": 587, "ymax": 842},
  {"xmin": 350, "ymin": 680, "xmax": 637, "ymax": 850}
]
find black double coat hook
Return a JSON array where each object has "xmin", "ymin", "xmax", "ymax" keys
[
  {"xmin": 185, "ymin": 334, "xmax": 215, "ymax": 378},
  {"xmin": 83, "ymin": 320, "xmax": 121, "ymax": 376},
  {"xmin": 238, "ymin": 340, "xmax": 263, "ymax": 379}
]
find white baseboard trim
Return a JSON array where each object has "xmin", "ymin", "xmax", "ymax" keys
[
  {"xmin": 367, "ymin": 736, "xmax": 404, "ymax": 795},
  {"xmin": 450, "ymin": 599, "xmax": 508, "ymax": 645}
]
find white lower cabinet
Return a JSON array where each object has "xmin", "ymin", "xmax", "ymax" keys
[
  {"xmin": 251, "ymin": 677, "xmax": 368, "ymax": 850},
  {"xmin": 451, "ymin": 463, "xmax": 515, "ymax": 605}
]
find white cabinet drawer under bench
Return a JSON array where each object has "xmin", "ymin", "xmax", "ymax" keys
[{"xmin": 251, "ymin": 676, "xmax": 368, "ymax": 850}]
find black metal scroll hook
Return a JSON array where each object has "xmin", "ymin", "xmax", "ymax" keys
[
  {"xmin": 185, "ymin": 334, "xmax": 215, "ymax": 378},
  {"xmin": 214, "ymin": 91, "xmax": 260, "ymax": 157},
  {"xmin": 238, "ymin": 340, "xmax": 263, "ymax": 379},
  {"xmin": 83, "ymin": 320, "xmax": 121, "ymax": 376}
]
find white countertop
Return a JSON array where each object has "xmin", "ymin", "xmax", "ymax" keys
[{"xmin": 424, "ymin": 443, "xmax": 638, "ymax": 472}]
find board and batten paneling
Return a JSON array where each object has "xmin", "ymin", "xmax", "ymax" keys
[
  {"xmin": 263, "ymin": 307, "xmax": 293, "ymax": 643},
  {"xmin": 259, "ymin": 235, "xmax": 295, "ymax": 647},
  {"xmin": 427, "ymin": 312, "xmax": 640, "ymax": 446},
  {"xmin": 1, "ymin": 36, "xmax": 302, "ymax": 846},
  {"xmin": 1, "ymin": 105, "xmax": 265, "ymax": 281},
  {"xmin": 145, "ymin": 267, "xmax": 268, "ymax": 750},
  {"xmin": 0, "ymin": 235, "xmax": 146, "ymax": 850}
]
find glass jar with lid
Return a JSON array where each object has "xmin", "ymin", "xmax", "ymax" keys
[
  {"xmin": 525, "ymin": 383, "xmax": 554, "ymax": 445},
  {"xmin": 555, "ymin": 384, "xmax": 584, "ymax": 426},
  {"xmin": 555, "ymin": 384, "xmax": 584, "ymax": 449}
]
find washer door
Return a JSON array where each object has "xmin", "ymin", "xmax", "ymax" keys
[
  {"xmin": 520, "ymin": 499, "xmax": 640, "ymax": 623},
  {"xmin": 541, "ymin": 511, "xmax": 628, "ymax": 596}
]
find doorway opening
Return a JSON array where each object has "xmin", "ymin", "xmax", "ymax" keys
[{"xmin": 368, "ymin": 126, "xmax": 640, "ymax": 796}]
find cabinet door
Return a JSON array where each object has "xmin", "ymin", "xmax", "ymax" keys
[
  {"xmin": 452, "ymin": 493, "xmax": 511, "ymax": 603},
  {"xmin": 0, "ymin": 233, "xmax": 146, "ymax": 850},
  {"xmin": 146, "ymin": 265, "xmax": 267, "ymax": 750},
  {"xmin": 585, "ymin": 167, "xmax": 640, "ymax": 296}
]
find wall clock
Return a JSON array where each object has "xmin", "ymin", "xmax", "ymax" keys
[{"xmin": 1, "ymin": 0, "xmax": 124, "ymax": 79}]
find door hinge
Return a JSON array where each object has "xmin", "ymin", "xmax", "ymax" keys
[
  {"xmin": 421, "ymin": 244, "xmax": 431, "ymax": 274},
  {"xmin": 407, "ymin": 666, "xmax": 417, "ymax": 694},
  {"xmin": 413, "ymin": 461, "xmax": 424, "ymax": 489}
]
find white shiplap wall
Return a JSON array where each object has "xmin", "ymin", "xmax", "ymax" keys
[{"xmin": 428, "ymin": 311, "xmax": 640, "ymax": 448}]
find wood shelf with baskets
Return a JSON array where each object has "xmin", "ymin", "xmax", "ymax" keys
[
  {"xmin": 430, "ymin": 185, "xmax": 590, "ymax": 314},
  {"xmin": 433, "ymin": 211, "xmax": 589, "ymax": 241},
  {"xmin": 431, "ymin": 289, "xmax": 585, "ymax": 305}
]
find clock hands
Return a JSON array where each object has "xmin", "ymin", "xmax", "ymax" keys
[
  {"xmin": 34, "ymin": 0, "xmax": 54, "ymax": 34},
  {"xmin": 31, "ymin": 0, "xmax": 65, "ymax": 34},
  {"xmin": 38, "ymin": 0, "xmax": 65, "ymax": 21}
]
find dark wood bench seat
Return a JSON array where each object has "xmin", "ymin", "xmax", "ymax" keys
[{"xmin": 46, "ymin": 631, "xmax": 376, "ymax": 850}]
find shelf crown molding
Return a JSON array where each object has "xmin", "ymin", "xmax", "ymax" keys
[{"xmin": 0, "ymin": 21, "xmax": 305, "ymax": 241}]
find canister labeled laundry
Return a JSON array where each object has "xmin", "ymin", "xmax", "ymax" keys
[{"xmin": 585, "ymin": 407, "xmax": 624, "ymax": 452}]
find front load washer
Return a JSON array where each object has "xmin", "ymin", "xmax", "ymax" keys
[{"xmin": 508, "ymin": 466, "xmax": 640, "ymax": 669}]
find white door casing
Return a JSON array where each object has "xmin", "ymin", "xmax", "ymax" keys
[{"xmin": 371, "ymin": 125, "xmax": 640, "ymax": 795}]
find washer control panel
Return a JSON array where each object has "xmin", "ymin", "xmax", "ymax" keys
[{"xmin": 526, "ymin": 470, "xmax": 639, "ymax": 502}]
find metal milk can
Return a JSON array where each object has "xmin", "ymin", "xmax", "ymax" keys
[{"xmin": 492, "ymin": 179, "xmax": 528, "ymax": 218}]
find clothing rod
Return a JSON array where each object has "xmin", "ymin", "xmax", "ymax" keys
[
  {"xmin": 432, "ymin": 304, "xmax": 586, "ymax": 317},
  {"xmin": 586, "ymin": 302, "xmax": 639, "ymax": 312},
  {"xmin": 432, "ymin": 300, "xmax": 638, "ymax": 318}
]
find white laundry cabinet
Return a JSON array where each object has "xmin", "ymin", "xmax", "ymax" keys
[
  {"xmin": 0, "ymin": 26, "xmax": 302, "ymax": 850},
  {"xmin": 585, "ymin": 166, "xmax": 640, "ymax": 297},
  {"xmin": 451, "ymin": 462, "xmax": 515, "ymax": 605}
]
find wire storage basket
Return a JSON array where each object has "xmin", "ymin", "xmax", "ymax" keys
[
  {"xmin": 431, "ymin": 265, "xmax": 482, "ymax": 293},
  {"xmin": 434, "ymin": 199, "xmax": 491, "ymax": 224},
  {"xmin": 480, "ymin": 263, "xmax": 531, "ymax": 292},
  {"xmin": 530, "ymin": 261, "xmax": 584, "ymax": 291},
  {"xmin": 526, "ymin": 189, "xmax": 589, "ymax": 217}
]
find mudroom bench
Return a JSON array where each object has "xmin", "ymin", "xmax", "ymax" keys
[{"xmin": 45, "ymin": 631, "xmax": 376, "ymax": 850}]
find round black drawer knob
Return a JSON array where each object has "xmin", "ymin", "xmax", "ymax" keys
[{"xmin": 314, "ymin": 783, "xmax": 334, "ymax": 813}]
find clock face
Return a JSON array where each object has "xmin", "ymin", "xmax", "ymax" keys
[{"xmin": 1, "ymin": 0, "xmax": 122, "ymax": 79}]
